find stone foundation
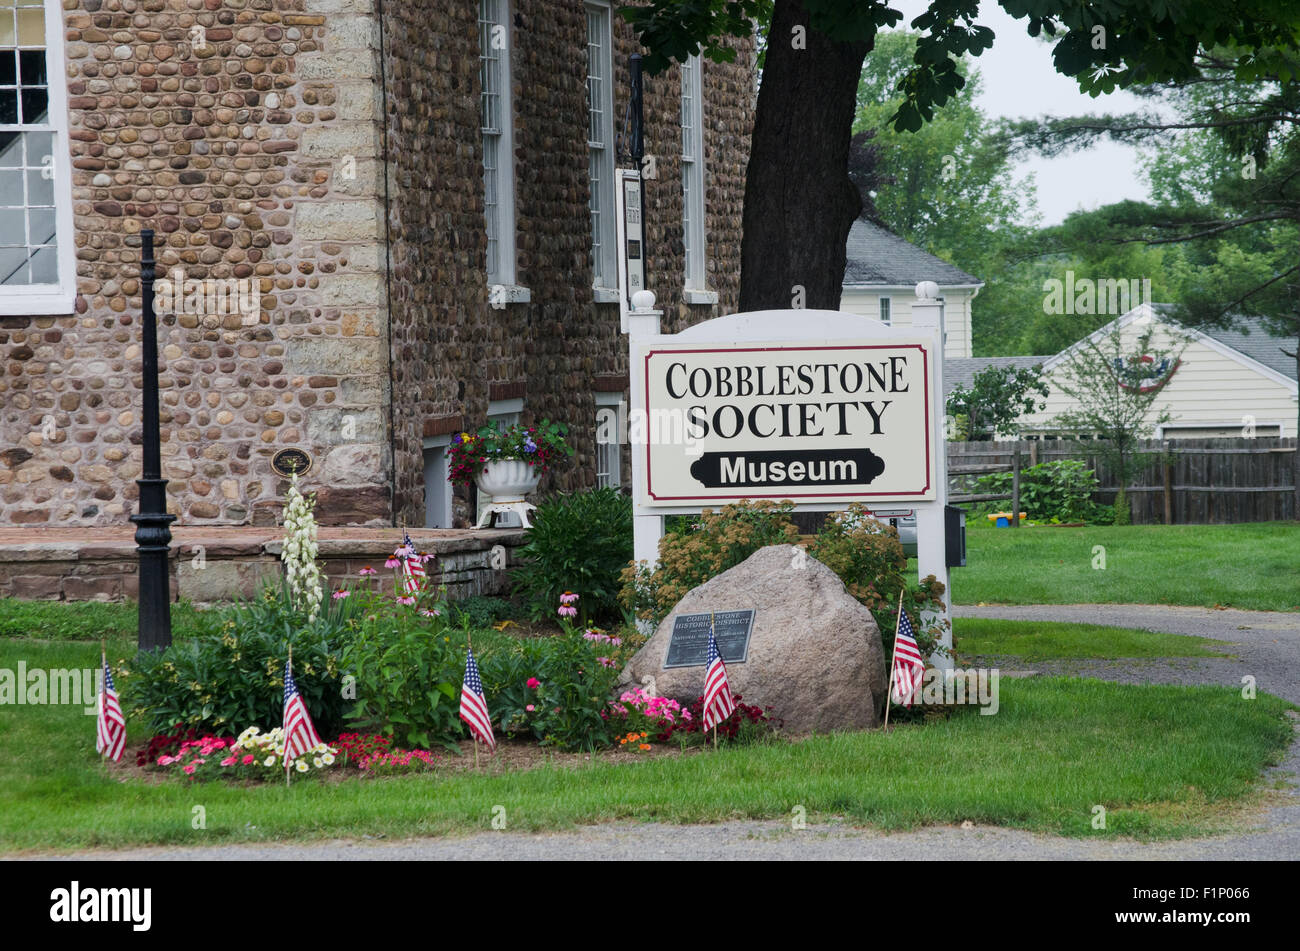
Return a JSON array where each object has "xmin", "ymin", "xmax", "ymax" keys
[{"xmin": 0, "ymin": 527, "xmax": 527, "ymax": 604}]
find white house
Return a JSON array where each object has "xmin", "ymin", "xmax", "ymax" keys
[
  {"xmin": 839, "ymin": 218, "xmax": 983, "ymax": 358},
  {"xmin": 980, "ymin": 304, "xmax": 1299, "ymax": 439}
]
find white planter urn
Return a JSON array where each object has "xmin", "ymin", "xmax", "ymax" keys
[{"xmin": 474, "ymin": 458, "xmax": 541, "ymax": 528}]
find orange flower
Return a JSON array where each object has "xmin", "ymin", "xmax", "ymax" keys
[{"xmin": 639, "ymin": 743, "xmax": 651, "ymax": 751}]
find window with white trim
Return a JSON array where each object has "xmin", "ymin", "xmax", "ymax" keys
[
  {"xmin": 585, "ymin": 2, "xmax": 616, "ymax": 291},
  {"xmin": 680, "ymin": 55, "xmax": 706, "ymax": 290},
  {"xmin": 0, "ymin": 0, "xmax": 73, "ymax": 314},
  {"xmin": 878, "ymin": 297, "xmax": 891, "ymax": 325},
  {"xmin": 594, "ymin": 392, "xmax": 622, "ymax": 489},
  {"xmin": 478, "ymin": 0, "xmax": 518, "ymax": 287}
]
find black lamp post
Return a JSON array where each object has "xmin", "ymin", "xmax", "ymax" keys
[
  {"xmin": 130, "ymin": 228, "xmax": 175, "ymax": 652},
  {"xmin": 629, "ymin": 53, "xmax": 648, "ymax": 284}
]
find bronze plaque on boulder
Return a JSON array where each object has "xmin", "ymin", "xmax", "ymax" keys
[
  {"xmin": 663, "ymin": 609, "xmax": 754, "ymax": 669},
  {"xmin": 272, "ymin": 447, "xmax": 313, "ymax": 477}
]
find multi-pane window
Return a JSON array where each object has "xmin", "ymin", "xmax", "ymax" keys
[
  {"xmin": 478, "ymin": 0, "xmax": 515, "ymax": 285},
  {"xmin": 0, "ymin": 0, "xmax": 71, "ymax": 313},
  {"xmin": 585, "ymin": 3, "xmax": 616, "ymax": 289},
  {"xmin": 878, "ymin": 297, "xmax": 891, "ymax": 325},
  {"xmin": 594, "ymin": 397, "xmax": 622, "ymax": 489},
  {"xmin": 680, "ymin": 55, "xmax": 706, "ymax": 289}
]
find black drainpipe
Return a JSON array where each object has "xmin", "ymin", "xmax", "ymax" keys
[{"xmin": 375, "ymin": 0, "xmax": 397, "ymax": 527}]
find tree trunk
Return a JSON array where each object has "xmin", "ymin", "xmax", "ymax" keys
[{"xmin": 738, "ymin": 0, "xmax": 870, "ymax": 312}]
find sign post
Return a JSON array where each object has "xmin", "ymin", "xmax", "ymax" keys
[{"xmin": 625, "ymin": 288, "xmax": 953, "ymax": 666}]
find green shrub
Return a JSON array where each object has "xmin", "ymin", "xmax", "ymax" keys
[
  {"xmin": 123, "ymin": 583, "xmax": 356, "ymax": 738},
  {"xmin": 341, "ymin": 601, "xmax": 466, "ymax": 751},
  {"xmin": 1112, "ymin": 485, "xmax": 1132, "ymax": 525},
  {"xmin": 973, "ymin": 459, "xmax": 1105, "ymax": 523},
  {"xmin": 808, "ymin": 504, "xmax": 948, "ymax": 658},
  {"xmin": 447, "ymin": 595, "xmax": 522, "ymax": 630},
  {"xmin": 481, "ymin": 628, "xmax": 629, "ymax": 751},
  {"xmin": 511, "ymin": 487, "xmax": 633, "ymax": 625}
]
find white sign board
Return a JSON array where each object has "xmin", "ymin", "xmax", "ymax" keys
[{"xmin": 639, "ymin": 339, "xmax": 935, "ymax": 505}]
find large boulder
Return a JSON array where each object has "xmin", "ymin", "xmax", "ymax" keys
[{"xmin": 620, "ymin": 544, "xmax": 888, "ymax": 733}]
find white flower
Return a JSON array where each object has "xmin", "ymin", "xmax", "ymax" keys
[
  {"xmin": 322, "ymin": 752, "xmax": 335, "ymax": 765},
  {"xmin": 312, "ymin": 757, "xmax": 323, "ymax": 768},
  {"xmin": 263, "ymin": 755, "xmax": 275, "ymax": 767},
  {"xmin": 296, "ymin": 760, "xmax": 309, "ymax": 773}
]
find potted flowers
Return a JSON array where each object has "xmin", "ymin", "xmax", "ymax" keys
[{"xmin": 449, "ymin": 420, "xmax": 573, "ymax": 527}]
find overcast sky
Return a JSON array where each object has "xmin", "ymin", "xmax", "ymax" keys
[{"xmin": 885, "ymin": 1, "xmax": 1151, "ymax": 226}]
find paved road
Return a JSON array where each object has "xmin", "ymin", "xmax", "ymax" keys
[{"xmin": 25, "ymin": 604, "xmax": 1300, "ymax": 861}]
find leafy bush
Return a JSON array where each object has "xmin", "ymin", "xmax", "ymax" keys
[
  {"xmin": 808, "ymin": 504, "xmax": 948, "ymax": 659},
  {"xmin": 123, "ymin": 584, "xmax": 356, "ymax": 738},
  {"xmin": 340, "ymin": 599, "xmax": 466, "ymax": 751},
  {"xmin": 482, "ymin": 629, "xmax": 630, "ymax": 751},
  {"xmin": 973, "ymin": 459, "xmax": 1105, "ymax": 523},
  {"xmin": 511, "ymin": 487, "xmax": 633, "ymax": 625},
  {"xmin": 447, "ymin": 595, "xmax": 522, "ymax": 630},
  {"xmin": 619, "ymin": 499, "xmax": 801, "ymax": 626}
]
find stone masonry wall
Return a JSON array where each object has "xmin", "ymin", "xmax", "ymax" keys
[
  {"xmin": 0, "ymin": 0, "xmax": 754, "ymax": 530},
  {"xmin": 0, "ymin": 0, "xmax": 392, "ymax": 528}
]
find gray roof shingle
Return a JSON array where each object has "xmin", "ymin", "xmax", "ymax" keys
[
  {"xmin": 943, "ymin": 356, "xmax": 1050, "ymax": 398},
  {"xmin": 844, "ymin": 218, "xmax": 982, "ymax": 288}
]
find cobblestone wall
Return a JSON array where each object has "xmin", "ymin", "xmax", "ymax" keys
[{"xmin": 0, "ymin": 0, "xmax": 754, "ymax": 529}]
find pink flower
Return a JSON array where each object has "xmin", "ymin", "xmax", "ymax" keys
[
  {"xmin": 359, "ymin": 566, "xmax": 377, "ymax": 576},
  {"xmin": 597, "ymin": 657, "xmax": 615, "ymax": 668},
  {"xmin": 526, "ymin": 678, "xmax": 540, "ymax": 689},
  {"xmin": 384, "ymin": 557, "xmax": 400, "ymax": 569},
  {"xmin": 559, "ymin": 592, "xmax": 579, "ymax": 605},
  {"xmin": 332, "ymin": 589, "xmax": 349, "ymax": 600},
  {"xmin": 558, "ymin": 605, "xmax": 577, "ymax": 618},
  {"xmin": 183, "ymin": 764, "xmax": 196, "ymax": 775},
  {"xmin": 221, "ymin": 755, "xmax": 238, "ymax": 766},
  {"xmin": 157, "ymin": 755, "xmax": 175, "ymax": 766},
  {"xmin": 525, "ymin": 704, "xmax": 535, "ymax": 712},
  {"xmin": 397, "ymin": 596, "xmax": 416, "ymax": 606},
  {"xmin": 242, "ymin": 754, "xmax": 254, "ymax": 765},
  {"xmin": 419, "ymin": 608, "xmax": 441, "ymax": 617}
]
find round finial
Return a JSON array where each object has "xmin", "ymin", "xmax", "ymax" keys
[
  {"xmin": 631, "ymin": 290, "xmax": 656, "ymax": 311},
  {"xmin": 915, "ymin": 280, "xmax": 940, "ymax": 300}
]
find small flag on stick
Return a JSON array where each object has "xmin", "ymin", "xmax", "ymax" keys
[
  {"xmin": 282, "ymin": 650, "xmax": 323, "ymax": 781},
  {"xmin": 96, "ymin": 648, "xmax": 126, "ymax": 763},
  {"xmin": 889, "ymin": 602, "xmax": 926, "ymax": 710},
  {"xmin": 459, "ymin": 645, "xmax": 496, "ymax": 752},
  {"xmin": 701, "ymin": 615, "xmax": 736, "ymax": 734},
  {"xmin": 400, "ymin": 531, "xmax": 427, "ymax": 595}
]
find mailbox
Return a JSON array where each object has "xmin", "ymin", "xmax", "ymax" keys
[{"xmin": 945, "ymin": 504, "xmax": 966, "ymax": 568}]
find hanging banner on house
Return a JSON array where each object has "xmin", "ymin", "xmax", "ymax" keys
[{"xmin": 638, "ymin": 340, "xmax": 935, "ymax": 505}]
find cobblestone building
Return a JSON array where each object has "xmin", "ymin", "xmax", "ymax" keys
[{"xmin": 0, "ymin": 0, "xmax": 754, "ymax": 528}]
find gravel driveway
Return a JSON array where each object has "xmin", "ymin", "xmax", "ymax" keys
[{"xmin": 24, "ymin": 604, "xmax": 1300, "ymax": 862}]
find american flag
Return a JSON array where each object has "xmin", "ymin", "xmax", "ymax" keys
[
  {"xmin": 401, "ymin": 531, "xmax": 427, "ymax": 594},
  {"xmin": 890, "ymin": 607, "xmax": 926, "ymax": 707},
  {"xmin": 701, "ymin": 620, "xmax": 736, "ymax": 732},
  {"xmin": 95, "ymin": 657, "xmax": 126, "ymax": 762},
  {"xmin": 459, "ymin": 647, "xmax": 495, "ymax": 750},
  {"xmin": 282, "ymin": 658, "xmax": 323, "ymax": 765}
]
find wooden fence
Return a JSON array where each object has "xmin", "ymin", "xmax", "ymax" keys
[{"xmin": 947, "ymin": 437, "xmax": 1297, "ymax": 524}]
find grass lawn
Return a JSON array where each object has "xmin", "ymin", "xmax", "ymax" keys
[
  {"xmin": 953, "ymin": 618, "xmax": 1233, "ymax": 663},
  {"xmin": 1, "ymin": 632, "xmax": 1294, "ymax": 851},
  {"xmin": 945, "ymin": 522, "xmax": 1300, "ymax": 611}
]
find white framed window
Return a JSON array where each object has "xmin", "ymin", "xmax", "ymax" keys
[
  {"xmin": 478, "ymin": 0, "xmax": 519, "ymax": 289},
  {"xmin": 680, "ymin": 55, "xmax": 707, "ymax": 292},
  {"xmin": 594, "ymin": 391, "xmax": 623, "ymax": 489},
  {"xmin": 878, "ymin": 297, "xmax": 891, "ymax": 325},
  {"xmin": 0, "ymin": 0, "xmax": 74, "ymax": 315},
  {"xmin": 585, "ymin": 2, "xmax": 617, "ymax": 294}
]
